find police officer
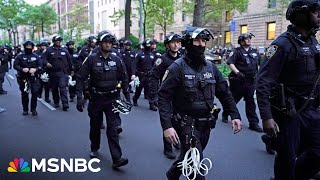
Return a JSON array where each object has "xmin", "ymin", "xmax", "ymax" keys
[
  {"xmin": 43, "ymin": 36, "xmax": 73, "ymax": 111},
  {"xmin": 0, "ymin": 45, "xmax": 9, "ymax": 95},
  {"xmin": 78, "ymin": 36, "xmax": 97, "ymax": 63},
  {"xmin": 256, "ymin": 1, "xmax": 320, "ymax": 179},
  {"xmin": 66, "ymin": 40, "xmax": 78, "ymax": 102},
  {"xmin": 76, "ymin": 31, "xmax": 130, "ymax": 168},
  {"xmin": 35, "ymin": 41, "xmax": 51, "ymax": 102},
  {"xmin": 150, "ymin": 33, "xmax": 182, "ymax": 158},
  {"xmin": 158, "ymin": 27, "xmax": 242, "ymax": 180},
  {"xmin": 118, "ymin": 37, "xmax": 126, "ymax": 51},
  {"xmin": 14, "ymin": 40, "xmax": 42, "ymax": 116},
  {"xmin": 121, "ymin": 40, "xmax": 136, "ymax": 93},
  {"xmin": 132, "ymin": 38, "xmax": 157, "ymax": 109},
  {"xmin": 222, "ymin": 33, "xmax": 263, "ymax": 133}
]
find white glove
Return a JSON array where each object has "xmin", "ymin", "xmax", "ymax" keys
[
  {"xmin": 68, "ymin": 75, "xmax": 76, "ymax": 86},
  {"xmin": 131, "ymin": 75, "xmax": 136, "ymax": 80},
  {"xmin": 40, "ymin": 72, "xmax": 49, "ymax": 82}
]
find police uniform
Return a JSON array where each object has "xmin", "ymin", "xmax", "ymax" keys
[
  {"xmin": 132, "ymin": 41, "xmax": 157, "ymax": 107},
  {"xmin": 223, "ymin": 45, "xmax": 261, "ymax": 130},
  {"xmin": 76, "ymin": 50, "xmax": 130, "ymax": 167},
  {"xmin": 257, "ymin": 24, "xmax": 320, "ymax": 179},
  {"xmin": 14, "ymin": 47, "xmax": 42, "ymax": 115},
  {"xmin": 66, "ymin": 44, "xmax": 78, "ymax": 101},
  {"xmin": 0, "ymin": 48, "xmax": 9, "ymax": 94},
  {"xmin": 121, "ymin": 46, "xmax": 136, "ymax": 85},
  {"xmin": 159, "ymin": 27, "xmax": 241, "ymax": 180},
  {"xmin": 44, "ymin": 41, "xmax": 73, "ymax": 110},
  {"xmin": 35, "ymin": 44, "xmax": 51, "ymax": 102}
]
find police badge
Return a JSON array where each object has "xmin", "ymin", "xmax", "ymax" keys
[
  {"xmin": 155, "ymin": 58, "xmax": 163, "ymax": 66},
  {"xmin": 266, "ymin": 45, "xmax": 278, "ymax": 59}
]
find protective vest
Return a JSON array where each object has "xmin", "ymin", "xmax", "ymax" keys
[
  {"xmin": 90, "ymin": 53, "xmax": 119, "ymax": 92},
  {"xmin": 234, "ymin": 47, "xmax": 259, "ymax": 78},
  {"xmin": 173, "ymin": 58, "xmax": 216, "ymax": 117}
]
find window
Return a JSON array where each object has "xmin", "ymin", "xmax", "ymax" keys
[
  {"xmin": 267, "ymin": 22, "xmax": 276, "ymax": 40},
  {"xmin": 182, "ymin": 11, "xmax": 186, "ymax": 22},
  {"xmin": 268, "ymin": 0, "xmax": 276, "ymax": 8},
  {"xmin": 225, "ymin": 11, "xmax": 231, "ymax": 22},
  {"xmin": 225, "ymin": 31, "xmax": 231, "ymax": 44},
  {"xmin": 160, "ymin": 33, "xmax": 164, "ymax": 41},
  {"xmin": 240, "ymin": 25, "xmax": 247, "ymax": 34}
]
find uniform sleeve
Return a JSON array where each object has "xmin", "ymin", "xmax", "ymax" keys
[
  {"xmin": 226, "ymin": 49, "xmax": 239, "ymax": 65},
  {"xmin": 35, "ymin": 55, "xmax": 42, "ymax": 71},
  {"xmin": 149, "ymin": 58, "xmax": 165, "ymax": 95},
  {"xmin": 213, "ymin": 64, "xmax": 241, "ymax": 120},
  {"xmin": 256, "ymin": 42, "xmax": 288, "ymax": 120},
  {"xmin": 117, "ymin": 58, "xmax": 130, "ymax": 101},
  {"xmin": 158, "ymin": 63, "xmax": 181, "ymax": 131},
  {"xmin": 76, "ymin": 55, "xmax": 91, "ymax": 100},
  {"xmin": 13, "ymin": 55, "xmax": 22, "ymax": 72},
  {"xmin": 66, "ymin": 51, "xmax": 73, "ymax": 72}
]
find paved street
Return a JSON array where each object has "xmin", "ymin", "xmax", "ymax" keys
[{"xmin": 0, "ymin": 69, "xmax": 274, "ymax": 180}]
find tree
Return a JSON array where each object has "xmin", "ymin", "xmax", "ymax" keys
[
  {"xmin": 65, "ymin": 3, "xmax": 90, "ymax": 39},
  {"xmin": 125, "ymin": 0, "xmax": 132, "ymax": 39},
  {"xmin": 182, "ymin": 0, "xmax": 249, "ymax": 26}
]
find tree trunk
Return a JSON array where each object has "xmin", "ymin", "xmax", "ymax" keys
[
  {"xmin": 7, "ymin": 29, "xmax": 12, "ymax": 45},
  {"xmin": 41, "ymin": 21, "xmax": 44, "ymax": 38},
  {"xmin": 192, "ymin": 0, "xmax": 205, "ymax": 26},
  {"xmin": 143, "ymin": 0, "xmax": 147, "ymax": 41},
  {"xmin": 16, "ymin": 27, "xmax": 19, "ymax": 45},
  {"xmin": 125, "ymin": 0, "xmax": 132, "ymax": 39}
]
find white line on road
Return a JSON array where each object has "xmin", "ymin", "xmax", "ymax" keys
[
  {"xmin": 7, "ymin": 74, "xmax": 15, "ymax": 80},
  {"xmin": 37, "ymin": 98, "xmax": 56, "ymax": 111}
]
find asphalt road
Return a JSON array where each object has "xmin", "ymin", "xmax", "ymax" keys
[{"xmin": 0, "ymin": 69, "xmax": 274, "ymax": 180}]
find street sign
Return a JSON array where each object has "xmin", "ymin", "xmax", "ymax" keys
[{"xmin": 230, "ymin": 20, "xmax": 236, "ymax": 32}]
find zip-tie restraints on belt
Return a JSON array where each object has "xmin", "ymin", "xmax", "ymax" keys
[{"xmin": 177, "ymin": 124, "xmax": 213, "ymax": 180}]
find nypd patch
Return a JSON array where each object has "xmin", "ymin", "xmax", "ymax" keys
[
  {"xmin": 162, "ymin": 70, "xmax": 169, "ymax": 82},
  {"xmin": 228, "ymin": 51, "xmax": 234, "ymax": 57},
  {"xmin": 155, "ymin": 58, "xmax": 163, "ymax": 66},
  {"xmin": 266, "ymin": 45, "xmax": 278, "ymax": 59}
]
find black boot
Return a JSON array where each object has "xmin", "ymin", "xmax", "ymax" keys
[
  {"xmin": 112, "ymin": 157, "xmax": 128, "ymax": 168},
  {"xmin": 31, "ymin": 110, "xmax": 38, "ymax": 116},
  {"xmin": 164, "ymin": 150, "xmax": 176, "ymax": 159},
  {"xmin": 133, "ymin": 98, "xmax": 138, "ymax": 106},
  {"xmin": 149, "ymin": 104, "xmax": 157, "ymax": 111}
]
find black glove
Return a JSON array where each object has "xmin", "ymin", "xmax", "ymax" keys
[
  {"xmin": 76, "ymin": 99, "xmax": 84, "ymax": 112},
  {"xmin": 236, "ymin": 71, "xmax": 245, "ymax": 79}
]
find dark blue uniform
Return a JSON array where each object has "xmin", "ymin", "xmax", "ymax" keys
[
  {"xmin": 35, "ymin": 49, "xmax": 51, "ymax": 101},
  {"xmin": 121, "ymin": 48, "xmax": 136, "ymax": 81},
  {"xmin": 76, "ymin": 51, "xmax": 130, "ymax": 163},
  {"xmin": 78, "ymin": 45, "xmax": 95, "ymax": 63},
  {"xmin": 0, "ymin": 48, "xmax": 9, "ymax": 94},
  {"xmin": 256, "ymin": 25, "xmax": 320, "ymax": 180},
  {"xmin": 159, "ymin": 57, "xmax": 240, "ymax": 179},
  {"xmin": 224, "ymin": 46, "xmax": 260, "ymax": 128},
  {"xmin": 67, "ymin": 48, "xmax": 78, "ymax": 100},
  {"xmin": 43, "ymin": 46, "xmax": 73, "ymax": 108},
  {"xmin": 14, "ymin": 52, "xmax": 42, "ymax": 112},
  {"xmin": 132, "ymin": 51, "xmax": 157, "ymax": 105}
]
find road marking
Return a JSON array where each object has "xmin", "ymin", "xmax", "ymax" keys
[
  {"xmin": 37, "ymin": 98, "xmax": 56, "ymax": 111},
  {"xmin": 7, "ymin": 74, "xmax": 15, "ymax": 80}
]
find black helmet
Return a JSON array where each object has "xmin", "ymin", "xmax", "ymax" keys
[
  {"xmin": 23, "ymin": 40, "xmax": 35, "ymax": 48},
  {"xmin": 39, "ymin": 41, "xmax": 48, "ymax": 47},
  {"xmin": 52, "ymin": 35, "xmax": 63, "ymax": 42},
  {"xmin": 113, "ymin": 40, "xmax": 119, "ymax": 46},
  {"xmin": 286, "ymin": 0, "xmax": 320, "ymax": 21},
  {"xmin": 181, "ymin": 26, "xmax": 214, "ymax": 47},
  {"xmin": 119, "ymin": 37, "xmax": 125, "ymax": 44},
  {"xmin": 124, "ymin": 40, "xmax": 132, "ymax": 46},
  {"xmin": 87, "ymin": 36, "xmax": 97, "ymax": 43},
  {"xmin": 238, "ymin": 33, "xmax": 255, "ymax": 44},
  {"xmin": 151, "ymin": 39, "xmax": 158, "ymax": 45},
  {"xmin": 164, "ymin": 33, "xmax": 182, "ymax": 46},
  {"xmin": 97, "ymin": 30, "xmax": 115, "ymax": 43},
  {"xmin": 142, "ymin": 38, "xmax": 152, "ymax": 47},
  {"xmin": 66, "ymin": 40, "xmax": 75, "ymax": 46}
]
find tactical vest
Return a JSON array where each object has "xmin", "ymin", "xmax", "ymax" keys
[
  {"xmin": 173, "ymin": 58, "xmax": 216, "ymax": 117},
  {"xmin": 90, "ymin": 53, "xmax": 119, "ymax": 92},
  {"xmin": 235, "ymin": 47, "xmax": 259, "ymax": 78}
]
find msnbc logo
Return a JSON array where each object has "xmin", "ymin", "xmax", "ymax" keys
[{"xmin": 8, "ymin": 158, "xmax": 30, "ymax": 172}]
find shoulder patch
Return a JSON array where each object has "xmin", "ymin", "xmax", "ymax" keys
[
  {"xmin": 155, "ymin": 58, "xmax": 163, "ymax": 66},
  {"xmin": 162, "ymin": 70, "xmax": 169, "ymax": 82},
  {"xmin": 228, "ymin": 51, "xmax": 234, "ymax": 57},
  {"xmin": 266, "ymin": 45, "xmax": 278, "ymax": 59}
]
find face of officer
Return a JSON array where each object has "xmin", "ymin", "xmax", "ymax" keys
[
  {"xmin": 54, "ymin": 40, "xmax": 61, "ymax": 47},
  {"xmin": 24, "ymin": 45, "xmax": 33, "ymax": 54},
  {"xmin": 167, "ymin": 40, "xmax": 181, "ymax": 53},
  {"xmin": 100, "ymin": 41, "xmax": 112, "ymax": 53},
  {"xmin": 193, "ymin": 38, "xmax": 206, "ymax": 47},
  {"xmin": 309, "ymin": 8, "xmax": 320, "ymax": 28},
  {"xmin": 241, "ymin": 38, "xmax": 251, "ymax": 47},
  {"xmin": 89, "ymin": 42, "xmax": 96, "ymax": 47},
  {"xmin": 151, "ymin": 44, "xmax": 157, "ymax": 50},
  {"xmin": 40, "ymin": 46, "xmax": 47, "ymax": 51},
  {"xmin": 67, "ymin": 44, "xmax": 74, "ymax": 49},
  {"xmin": 124, "ymin": 45, "xmax": 131, "ymax": 50}
]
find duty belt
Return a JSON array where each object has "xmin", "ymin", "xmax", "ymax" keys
[{"xmin": 91, "ymin": 87, "xmax": 118, "ymax": 95}]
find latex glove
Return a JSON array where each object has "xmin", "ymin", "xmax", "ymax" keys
[{"xmin": 231, "ymin": 119, "xmax": 242, "ymax": 134}]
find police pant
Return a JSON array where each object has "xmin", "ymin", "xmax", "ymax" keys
[
  {"xmin": 273, "ymin": 106, "xmax": 320, "ymax": 180},
  {"xmin": 88, "ymin": 94, "xmax": 123, "ymax": 161},
  {"xmin": 163, "ymin": 118, "xmax": 180, "ymax": 152},
  {"xmin": 223, "ymin": 78, "xmax": 259, "ymax": 126},
  {"xmin": 133, "ymin": 75, "xmax": 150, "ymax": 103},
  {"xmin": 0, "ymin": 72, "xmax": 5, "ymax": 91},
  {"xmin": 68, "ymin": 75, "xmax": 76, "ymax": 98},
  {"xmin": 19, "ymin": 77, "xmax": 40, "ymax": 111},
  {"xmin": 148, "ymin": 77, "xmax": 159, "ymax": 105},
  {"xmin": 39, "ymin": 81, "xmax": 50, "ymax": 100},
  {"xmin": 167, "ymin": 121, "xmax": 211, "ymax": 180},
  {"xmin": 50, "ymin": 74, "xmax": 69, "ymax": 105}
]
